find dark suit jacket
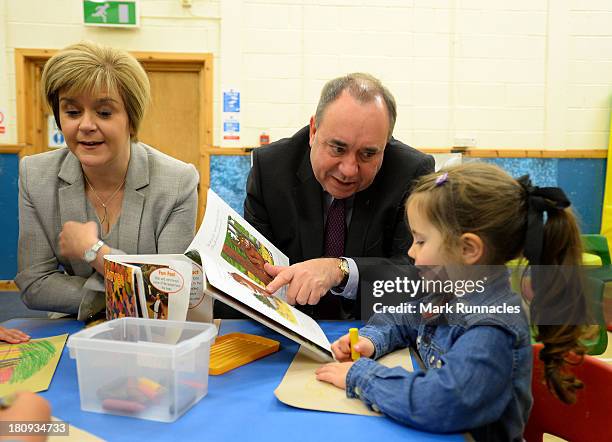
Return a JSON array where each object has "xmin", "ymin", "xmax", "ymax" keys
[{"xmin": 243, "ymin": 126, "xmax": 434, "ymax": 318}]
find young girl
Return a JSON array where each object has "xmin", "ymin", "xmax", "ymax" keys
[{"xmin": 316, "ymin": 163, "xmax": 587, "ymax": 441}]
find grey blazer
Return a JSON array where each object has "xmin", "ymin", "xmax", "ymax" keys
[{"xmin": 16, "ymin": 142, "xmax": 199, "ymax": 319}]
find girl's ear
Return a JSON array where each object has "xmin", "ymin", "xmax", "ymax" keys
[{"xmin": 460, "ymin": 233, "xmax": 484, "ymax": 264}]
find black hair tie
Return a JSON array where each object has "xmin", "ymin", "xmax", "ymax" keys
[{"xmin": 517, "ymin": 175, "xmax": 570, "ymax": 265}]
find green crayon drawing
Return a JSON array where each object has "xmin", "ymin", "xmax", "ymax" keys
[
  {"xmin": 11, "ymin": 341, "xmax": 56, "ymax": 383},
  {"xmin": 0, "ymin": 334, "xmax": 67, "ymax": 393}
]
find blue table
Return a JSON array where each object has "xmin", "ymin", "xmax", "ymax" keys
[{"xmin": 2, "ymin": 318, "xmax": 465, "ymax": 442}]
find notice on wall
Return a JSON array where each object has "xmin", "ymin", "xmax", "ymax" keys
[
  {"xmin": 0, "ymin": 109, "xmax": 6, "ymax": 135},
  {"xmin": 222, "ymin": 88, "xmax": 241, "ymax": 147}
]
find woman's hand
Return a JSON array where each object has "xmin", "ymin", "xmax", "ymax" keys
[
  {"xmin": 331, "ymin": 333, "xmax": 375, "ymax": 362},
  {"xmin": 315, "ymin": 362, "xmax": 354, "ymax": 389},
  {"xmin": 0, "ymin": 326, "xmax": 30, "ymax": 344},
  {"xmin": 58, "ymin": 221, "xmax": 99, "ymax": 260}
]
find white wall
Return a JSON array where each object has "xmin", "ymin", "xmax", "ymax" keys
[
  {"xmin": 1, "ymin": 0, "xmax": 611, "ymax": 149},
  {"xmin": 0, "ymin": 0, "xmax": 222, "ymax": 144}
]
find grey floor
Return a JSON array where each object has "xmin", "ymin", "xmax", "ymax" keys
[{"xmin": 0, "ymin": 291, "xmax": 49, "ymax": 322}]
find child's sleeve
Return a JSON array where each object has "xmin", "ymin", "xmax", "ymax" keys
[
  {"xmin": 359, "ymin": 312, "xmax": 419, "ymax": 359},
  {"xmin": 345, "ymin": 325, "xmax": 517, "ymax": 434}
]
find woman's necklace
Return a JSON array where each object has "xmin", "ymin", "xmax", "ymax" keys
[{"xmin": 84, "ymin": 173, "xmax": 127, "ymax": 233}]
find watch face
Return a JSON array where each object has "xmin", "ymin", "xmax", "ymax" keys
[
  {"xmin": 339, "ymin": 259, "xmax": 349, "ymax": 275},
  {"xmin": 84, "ymin": 249, "xmax": 96, "ymax": 263},
  {"xmin": 84, "ymin": 240, "xmax": 103, "ymax": 263}
]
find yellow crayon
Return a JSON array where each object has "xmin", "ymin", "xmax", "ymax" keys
[
  {"xmin": 136, "ymin": 377, "xmax": 166, "ymax": 401},
  {"xmin": 138, "ymin": 377, "xmax": 161, "ymax": 392},
  {"xmin": 349, "ymin": 328, "xmax": 360, "ymax": 361}
]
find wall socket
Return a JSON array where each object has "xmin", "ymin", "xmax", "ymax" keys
[{"xmin": 453, "ymin": 137, "xmax": 477, "ymax": 148}]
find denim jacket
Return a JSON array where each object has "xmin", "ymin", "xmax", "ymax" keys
[{"xmin": 346, "ymin": 274, "xmax": 532, "ymax": 441}]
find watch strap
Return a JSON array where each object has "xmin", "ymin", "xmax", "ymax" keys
[
  {"xmin": 337, "ymin": 257, "xmax": 350, "ymax": 288},
  {"xmin": 91, "ymin": 239, "xmax": 104, "ymax": 253}
]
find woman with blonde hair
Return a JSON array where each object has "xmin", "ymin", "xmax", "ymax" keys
[{"xmin": 16, "ymin": 41, "xmax": 199, "ymax": 320}]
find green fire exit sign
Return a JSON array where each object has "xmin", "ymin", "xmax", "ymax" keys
[{"xmin": 83, "ymin": 1, "xmax": 139, "ymax": 27}]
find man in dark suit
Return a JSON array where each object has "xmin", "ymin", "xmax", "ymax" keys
[{"xmin": 243, "ymin": 73, "xmax": 434, "ymax": 319}]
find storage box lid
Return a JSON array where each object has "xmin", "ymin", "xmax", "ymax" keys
[{"xmin": 67, "ymin": 317, "xmax": 217, "ymax": 357}]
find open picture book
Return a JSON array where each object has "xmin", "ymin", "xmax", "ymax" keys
[
  {"xmin": 104, "ymin": 189, "xmax": 333, "ymax": 362},
  {"xmin": 104, "ymin": 253, "xmax": 211, "ymax": 323}
]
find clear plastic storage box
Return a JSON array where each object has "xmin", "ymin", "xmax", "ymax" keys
[{"xmin": 68, "ymin": 317, "xmax": 217, "ymax": 422}]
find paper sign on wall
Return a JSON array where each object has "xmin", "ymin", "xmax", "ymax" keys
[
  {"xmin": 223, "ymin": 90, "xmax": 240, "ymax": 113},
  {"xmin": 223, "ymin": 117, "xmax": 240, "ymax": 140},
  {"xmin": 0, "ymin": 109, "xmax": 6, "ymax": 135},
  {"xmin": 222, "ymin": 88, "xmax": 241, "ymax": 146}
]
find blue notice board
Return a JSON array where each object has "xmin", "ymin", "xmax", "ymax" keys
[
  {"xmin": 223, "ymin": 120, "xmax": 240, "ymax": 132},
  {"xmin": 223, "ymin": 90, "xmax": 240, "ymax": 113}
]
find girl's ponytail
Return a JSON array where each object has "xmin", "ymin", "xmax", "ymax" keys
[{"xmin": 520, "ymin": 177, "xmax": 588, "ymax": 404}]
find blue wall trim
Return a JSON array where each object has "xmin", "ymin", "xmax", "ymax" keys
[
  {"xmin": 481, "ymin": 158, "xmax": 605, "ymax": 234},
  {"xmin": 0, "ymin": 154, "xmax": 19, "ymax": 279},
  {"xmin": 0, "ymin": 153, "xmax": 606, "ymax": 280},
  {"xmin": 557, "ymin": 158, "xmax": 606, "ymax": 234}
]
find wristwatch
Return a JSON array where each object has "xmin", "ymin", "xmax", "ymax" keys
[
  {"xmin": 83, "ymin": 240, "xmax": 105, "ymax": 263},
  {"xmin": 338, "ymin": 257, "xmax": 350, "ymax": 286}
]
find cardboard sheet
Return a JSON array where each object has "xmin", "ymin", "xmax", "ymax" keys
[
  {"xmin": 0, "ymin": 334, "xmax": 67, "ymax": 395},
  {"xmin": 48, "ymin": 417, "xmax": 104, "ymax": 442},
  {"xmin": 274, "ymin": 346, "xmax": 413, "ymax": 416}
]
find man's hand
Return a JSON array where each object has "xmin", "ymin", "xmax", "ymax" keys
[
  {"xmin": 58, "ymin": 221, "xmax": 99, "ymax": 260},
  {"xmin": 265, "ymin": 258, "xmax": 344, "ymax": 305}
]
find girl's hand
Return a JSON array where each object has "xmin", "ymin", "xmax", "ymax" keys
[
  {"xmin": 315, "ymin": 362, "xmax": 353, "ymax": 389},
  {"xmin": 331, "ymin": 333, "xmax": 375, "ymax": 362},
  {"xmin": 0, "ymin": 326, "xmax": 30, "ymax": 344}
]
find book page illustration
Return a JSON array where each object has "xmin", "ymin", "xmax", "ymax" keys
[
  {"xmin": 0, "ymin": 334, "xmax": 68, "ymax": 395},
  {"xmin": 141, "ymin": 263, "xmax": 173, "ymax": 319},
  {"xmin": 223, "ymin": 216, "xmax": 275, "ymax": 286},
  {"xmin": 229, "ymin": 271, "xmax": 297, "ymax": 324},
  {"xmin": 188, "ymin": 189, "xmax": 332, "ymax": 356},
  {"xmin": 136, "ymin": 262, "xmax": 190, "ymax": 321},
  {"xmin": 104, "ymin": 260, "xmax": 139, "ymax": 319}
]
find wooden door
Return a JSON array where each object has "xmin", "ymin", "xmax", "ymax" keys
[
  {"xmin": 15, "ymin": 49, "xmax": 213, "ymax": 223},
  {"xmin": 139, "ymin": 71, "xmax": 201, "ymax": 167}
]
